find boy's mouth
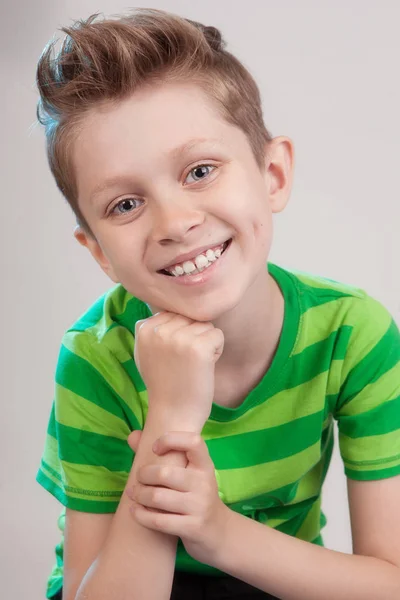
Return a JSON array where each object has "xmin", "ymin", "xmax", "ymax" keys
[{"xmin": 158, "ymin": 238, "xmax": 232, "ymax": 278}]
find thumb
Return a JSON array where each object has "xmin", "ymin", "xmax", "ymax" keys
[{"xmin": 128, "ymin": 430, "xmax": 143, "ymax": 452}]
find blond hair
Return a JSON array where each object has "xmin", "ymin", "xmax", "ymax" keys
[{"xmin": 36, "ymin": 8, "xmax": 272, "ymax": 237}]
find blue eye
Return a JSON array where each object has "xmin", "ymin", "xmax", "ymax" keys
[
  {"xmin": 186, "ymin": 164, "xmax": 215, "ymax": 184},
  {"xmin": 108, "ymin": 164, "xmax": 216, "ymax": 217},
  {"xmin": 110, "ymin": 197, "xmax": 143, "ymax": 216}
]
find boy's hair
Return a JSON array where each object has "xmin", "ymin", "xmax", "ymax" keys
[{"xmin": 36, "ymin": 8, "xmax": 272, "ymax": 238}]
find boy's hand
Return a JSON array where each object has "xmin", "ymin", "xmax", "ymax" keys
[
  {"xmin": 127, "ymin": 429, "xmax": 230, "ymax": 566},
  {"xmin": 134, "ymin": 312, "xmax": 224, "ymax": 429}
]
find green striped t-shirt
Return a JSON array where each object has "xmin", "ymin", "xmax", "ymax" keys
[{"xmin": 37, "ymin": 262, "xmax": 400, "ymax": 599}]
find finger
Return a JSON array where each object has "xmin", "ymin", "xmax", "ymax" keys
[
  {"xmin": 131, "ymin": 504, "xmax": 194, "ymax": 537},
  {"xmin": 177, "ymin": 321, "xmax": 215, "ymax": 335},
  {"xmin": 134, "ymin": 312, "xmax": 174, "ymax": 369},
  {"xmin": 136, "ymin": 463, "xmax": 191, "ymax": 492},
  {"xmin": 135, "ymin": 311, "xmax": 174, "ymax": 337},
  {"xmin": 197, "ymin": 327, "xmax": 225, "ymax": 361},
  {"xmin": 133, "ymin": 485, "xmax": 190, "ymax": 515},
  {"xmin": 153, "ymin": 432, "xmax": 213, "ymax": 471},
  {"xmin": 127, "ymin": 430, "xmax": 143, "ymax": 452},
  {"xmin": 150, "ymin": 313, "xmax": 194, "ymax": 336}
]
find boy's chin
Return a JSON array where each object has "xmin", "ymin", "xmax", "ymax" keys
[
  {"xmin": 146, "ymin": 300, "xmax": 231, "ymax": 323},
  {"xmin": 172, "ymin": 298, "xmax": 238, "ymax": 323}
]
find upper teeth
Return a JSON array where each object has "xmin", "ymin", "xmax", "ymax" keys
[{"xmin": 166, "ymin": 243, "xmax": 225, "ymax": 277}]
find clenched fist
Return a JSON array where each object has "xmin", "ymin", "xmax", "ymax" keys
[{"xmin": 134, "ymin": 312, "xmax": 224, "ymax": 430}]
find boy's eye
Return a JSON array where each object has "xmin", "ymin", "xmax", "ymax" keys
[
  {"xmin": 110, "ymin": 197, "xmax": 143, "ymax": 216},
  {"xmin": 185, "ymin": 164, "xmax": 216, "ymax": 184},
  {"xmin": 108, "ymin": 164, "xmax": 216, "ymax": 217}
]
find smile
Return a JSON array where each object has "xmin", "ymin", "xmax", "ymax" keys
[
  {"xmin": 158, "ymin": 238, "xmax": 233, "ymax": 286},
  {"xmin": 160, "ymin": 239, "xmax": 231, "ymax": 277}
]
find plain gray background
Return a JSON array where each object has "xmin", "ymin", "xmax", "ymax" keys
[{"xmin": 1, "ymin": 1, "xmax": 399, "ymax": 598}]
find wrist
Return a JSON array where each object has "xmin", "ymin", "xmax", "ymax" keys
[
  {"xmin": 145, "ymin": 406, "xmax": 204, "ymax": 434},
  {"xmin": 208, "ymin": 505, "xmax": 237, "ymax": 570}
]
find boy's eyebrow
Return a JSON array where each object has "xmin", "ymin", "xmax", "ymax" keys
[
  {"xmin": 166, "ymin": 137, "xmax": 223, "ymax": 160},
  {"xmin": 89, "ymin": 137, "xmax": 224, "ymax": 203}
]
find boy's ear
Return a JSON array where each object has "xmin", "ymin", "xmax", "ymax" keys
[
  {"xmin": 263, "ymin": 136, "xmax": 295, "ymax": 214},
  {"xmin": 74, "ymin": 226, "xmax": 120, "ymax": 283}
]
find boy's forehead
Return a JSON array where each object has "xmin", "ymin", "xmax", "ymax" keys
[
  {"xmin": 79, "ymin": 82, "xmax": 235, "ymax": 153},
  {"xmin": 73, "ymin": 82, "xmax": 250, "ymax": 191}
]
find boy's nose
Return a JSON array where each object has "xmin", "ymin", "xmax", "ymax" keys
[{"xmin": 151, "ymin": 200, "xmax": 205, "ymax": 243}]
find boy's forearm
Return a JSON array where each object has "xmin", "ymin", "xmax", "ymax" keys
[
  {"xmin": 76, "ymin": 409, "xmax": 196, "ymax": 600},
  {"xmin": 212, "ymin": 509, "xmax": 400, "ymax": 600}
]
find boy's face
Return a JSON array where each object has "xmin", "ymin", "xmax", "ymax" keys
[{"xmin": 73, "ymin": 82, "xmax": 293, "ymax": 321}]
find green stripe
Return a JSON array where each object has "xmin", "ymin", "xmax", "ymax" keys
[
  {"xmin": 297, "ymin": 284, "xmax": 353, "ymax": 313},
  {"xmin": 56, "ymin": 343, "xmax": 126, "ymax": 420},
  {"xmin": 274, "ymin": 505, "xmax": 311, "ymax": 537},
  {"xmin": 41, "ymin": 459, "xmax": 125, "ymax": 498},
  {"xmin": 291, "ymin": 497, "xmax": 322, "ymax": 542},
  {"xmin": 101, "ymin": 325, "xmax": 135, "ymax": 362},
  {"xmin": 56, "ymin": 384, "xmax": 132, "ymax": 440},
  {"xmin": 339, "ymin": 427, "xmax": 400, "ymax": 464},
  {"xmin": 111, "ymin": 293, "xmax": 151, "ymax": 333},
  {"xmin": 207, "ymin": 410, "xmax": 324, "ymax": 470},
  {"xmin": 339, "ymin": 364, "xmax": 399, "ymax": 416},
  {"xmin": 68, "ymin": 292, "xmax": 108, "ymax": 333},
  {"xmin": 345, "ymin": 463, "xmax": 400, "ymax": 480},
  {"xmin": 343, "ymin": 453, "xmax": 400, "ymax": 471},
  {"xmin": 41, "ymin": 433, "xmax": 61, "ymax": 477},
  {"xmin": 210, "ymin": 263, "xmax": 300, "ymax": 421},
  {"xmin": 287, "ymin": 457, "xmax": 324, "ymax": 506},
  {"xmin": 215, "ymin": 442, "xmax": 320, "ymax": 504},
  {"xmin": 82, "ymin": 286, "xmax": 134, "ymax": 339},
  {"xmin": 47, "ymin": 403, "xmax": 57, "ymax": 438},
  {"xmin": 253, "ymin": 424, "xmax": 332, "ymax": 512},
  {"xmin": 62, "ymin": 462, "xmax": 128, "ymax": 496},
  {"xmin": 338, "ymin": 299, "xmax": 394, "ymax": 387},
  {"xmin": 227, "ymin": 480, "xmax": 300, "ymax": 512},
  {"xmin": 36, "ymin": 469, "xmax": 120, "ymax": 512},
  {"xmin": 325, "ymin": 392, "xmax": 339, "ymax": 415},
  {"xmin": 286, "ymin": 326, "xmax": 351, "ymax": 388},
  {"xmin": 122, "ymin": 359, "xmax": 146, "ymax": 393},
  {"xmin": 204, "ymin": 372, "xmax": 330, "ymax": 439},
  {"xmin": 295, "ymin": 298, "xmax": 357, "ymax": 353},
  {"xmin": 339, "ymin": 395, "xmax": 400, "ymax": 437},
  {"xmin": 56, "ymin": 422, "xmax": 134, "ymax": 471},
  {"xmin": 38, "ymin": 462, "xmax": 63, "ymax": 490},
  {"xmin": 292, "ymin": 270, "xmax": 364, "ymax": 297},
  {"xmin": 57, "ymin": 339, "xmax": 142, "ymax": 430},
  {"xmin": 40, "ymin": 457, "xmax": 63, "ymax": 483},
  {"xmin": 210, "ymin": 327, "xmax": 350, "ymax": 424},
  {"xmin": 250, "ymin": 496, "xmax": 317, "ymax": 523},
  {"xmin": 338, "ymin": 319, "xmax": 399, "ymax": 409},
  {"xmin": 69, "ymin": 285, "xmax": 151, "ymax": 339}
]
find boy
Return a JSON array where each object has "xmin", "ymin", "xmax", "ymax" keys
[{"xmin": 36, "ymin": 8, "xmax": 400, "ymax": 600}]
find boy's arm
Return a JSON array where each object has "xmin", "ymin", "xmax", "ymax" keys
[
  {"xmin": 73, "ymin": 408, "xmax": 193, "ymax": 600},
  {"xmin": 210, "ymin": 306, "xmax": 400, "ymax": 599},
  {"xmin": 211, "ymin": 483, "xmax": 400, "ymax": 600}
]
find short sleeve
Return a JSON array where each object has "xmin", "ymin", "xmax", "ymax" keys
[
  {"xmin": 334, "ymin": 295, "xmax": 400, "ymax": 481},
  {"xmin": 36, "ymin": 330, "xmax": 145, "ymax": 512}
]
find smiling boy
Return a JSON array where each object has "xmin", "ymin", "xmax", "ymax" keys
[
  {"xmin": 73, "ymin": 80, "xmax": 288, "ymax": 409},
  {"xmin": 36, "ymin": 9, "xmax": 400, "ymax": 600}
]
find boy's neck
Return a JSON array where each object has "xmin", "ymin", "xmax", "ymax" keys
[{"xmin": 213, "ymin": 269, "xmax": 284, "ymax": 375}]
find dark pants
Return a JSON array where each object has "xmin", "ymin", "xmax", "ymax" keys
[{"xmin": 52, "ymin": 570, "xmax": 280, "ymax": 599}]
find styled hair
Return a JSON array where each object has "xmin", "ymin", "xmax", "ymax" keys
[{"xmin": 36, "ymin": 8, "xmax": 273, "ymax": 238}]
